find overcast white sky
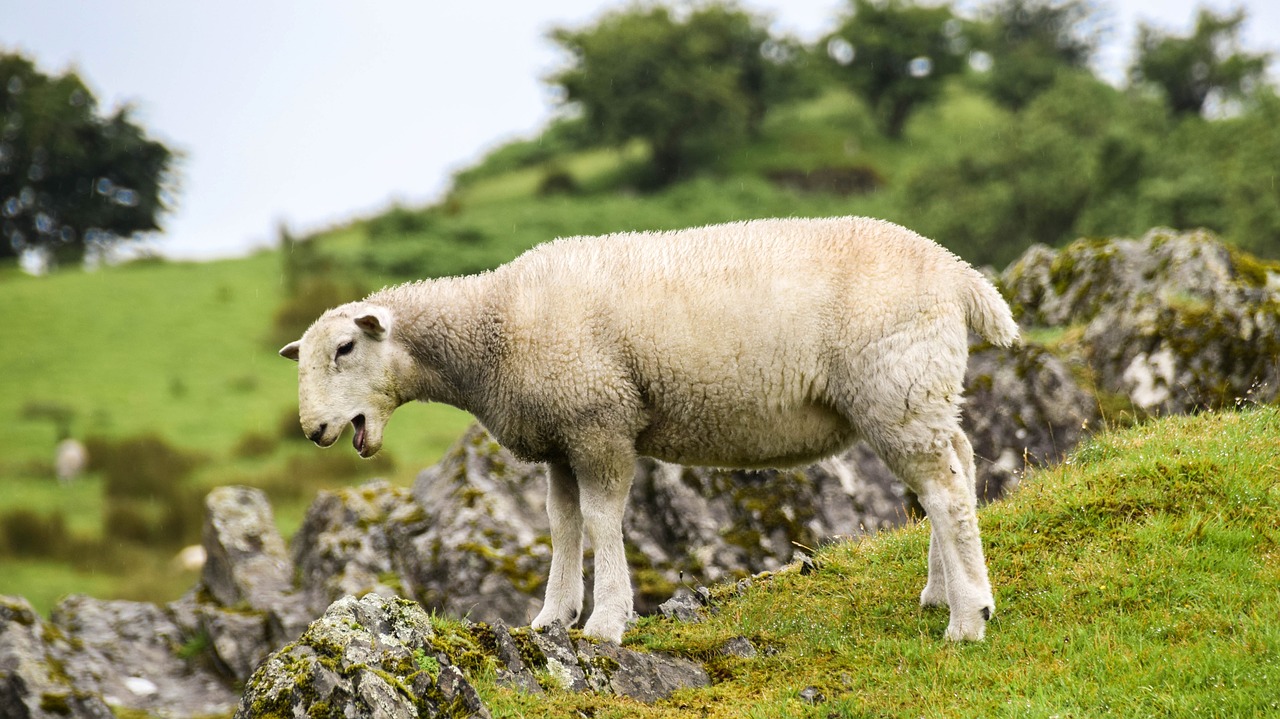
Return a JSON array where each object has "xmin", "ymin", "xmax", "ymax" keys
[{"xmin": 2, "ymin": 0, "xmax": 1276, "ymax": 259}]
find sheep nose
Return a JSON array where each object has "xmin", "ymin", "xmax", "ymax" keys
[{"xmin": 308, "ymin": 424, "xmax": 327, "ymax": 444}]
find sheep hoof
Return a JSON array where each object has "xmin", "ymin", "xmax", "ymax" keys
[
  {"xmin": 531, "ymin": 605, "xmax": 581, "ymax": 631},
  {"xmin": 581, "ymin": 615, "xmax": 626, "ymax": 645},
  {"xmin": 945, "ymin": 620, "xmax": 986, "ymax": 642},
  {"xmin": 981, "ymin": 606, "xmax": 991, "ymax": 621}
]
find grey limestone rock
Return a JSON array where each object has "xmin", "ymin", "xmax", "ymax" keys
[
  {"xmin": 1002, "ymin": 228, "xmax": 1280, "ymax": 415},
  {"xmin": 47, "ymin": 595, "xmax": 239, "ymax": 716},
  {"xmin": 577, "ymin": 637, "xmax": 710, "ymax": 702},
  {"xmin": 720, "ymin": 636, "xmax": 758, "ymax": 658},
  {"xmin": 964, "ymin": 342, "xmax": 1097, "ymax": 500},
  {"xmin": 291, "ymin": 479, "xmax": 422, "ymax": 617},
  {"xmin": 0, "ymin": 596, "xmax": 115, "ymax": 719},
  {"xmin": 657, "ymin": 592, "xmax": 704, "ymax": 623},
  {"xmin": 1, "ymin": 592, "xmax": 239, "ymax": 719},
  {"xmin": 235, "ymin": 593, "xmax": 490, "ymax": 719},
  {"xmin": 529, "ymin": 621, "xmax": 588, "ymax": 692},
  {"xmin": 201, "ymin": 485, "xmax": 292, "ymax": 610}
]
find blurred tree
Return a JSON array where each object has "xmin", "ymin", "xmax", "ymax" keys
[
  {"xmin": 1218, "ymin": 91, "xmax": 1280, "ymax": 255},
  {"xmin": 898, "ymin": 73, "xmax": 1167, "ymax": 265},
  {"xmin": 971, "ymin": 0, "xmax": 1101, "ymax": 110},
  {"xmin": 0, "ymin": 52, "xmax": 177, "ymax": 268},
  {"xmin": 549, "ymin": 2, "xmax": 811, "ymax": 186},
  {"xmin": 1129, "ymin": 7, "xmax": 1269, "ymax": 117},
  {"xmin": 825, "ymin": 0, "xmax": 966, "ymax": 138}
]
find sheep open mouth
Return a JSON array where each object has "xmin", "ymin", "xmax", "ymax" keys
[{"xmin": 352, "ymin": 415, "xmax": 367, "ymax": 454}]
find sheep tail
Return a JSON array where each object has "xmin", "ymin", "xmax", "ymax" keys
[{"xmin": 961, "ymin": 269, "xmax": 1020, "ymax": 347}]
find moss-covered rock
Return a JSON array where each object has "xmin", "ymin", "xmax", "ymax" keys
[
  {"xmin": 1003, "ymin": 228, "xmax": 1280, "ymax": 415},
  {"xmin": 964, "ymin": 342, "xmax": 1098, "ymax": 500},
  {"xmin": 235, "ymin": 593, "xmax": 489, "ymax": 719},
  {"xmin": 1, "ymin": 595, "xmax": 117, "ymax": 719},
  {"xmin": 237, "ymin": 594, "xmax": 709, "ymax": 717}
]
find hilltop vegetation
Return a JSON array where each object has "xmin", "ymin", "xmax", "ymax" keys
[{"xmin": 349, "ymin": 0, "xmax": 1277, "ymax": 270}]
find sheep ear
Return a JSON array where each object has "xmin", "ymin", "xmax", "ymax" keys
[
  {"xmin": 354, "ymin": 310, "xmax": 390, "ymax": 340},
  {"xmin": 279, "ymin": 341, "xmax": 301, "ymax": 361}
]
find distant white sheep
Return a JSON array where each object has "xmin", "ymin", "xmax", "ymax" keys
[
  {"xmin": 55, "ymin": 438, "xmax": 88, "ymax": 485},
  {"xmin": 280, "ymin": 216, "xmax": 1019, "ymax": 643}
]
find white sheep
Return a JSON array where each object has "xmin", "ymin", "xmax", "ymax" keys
[
  {"xmin": 55, "ymin": 438, "xmax": 88, "ymax": 485},
  {"xmin": 280, "ymin": 216, "xmax": 1019, "ymax": 643}
]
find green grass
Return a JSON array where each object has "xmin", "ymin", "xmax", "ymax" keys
[
  {"xmin": 474, "ymin": 407, "xmax": 1280, "ymax": 717},
  {"xmin": 3, "ymin": 252, "xmax": 287, "ymax": 460}
]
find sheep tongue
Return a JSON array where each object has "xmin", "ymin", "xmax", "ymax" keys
[{"xmin": 352, "ymin": 415, "xmax": 366, "ymax": 453}]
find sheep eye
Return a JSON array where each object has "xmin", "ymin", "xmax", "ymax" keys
[{"xmin": 336, "ymin": 341, "xmax": 355, "ymax": 359}]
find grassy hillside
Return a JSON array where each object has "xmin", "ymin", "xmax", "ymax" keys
[
  {"xmin": 474, "ymin": 407, "xmax": 1280, "ymax": 717},
  {"xmin": 0, "ymin": 254, "xmax": 473, "ymax": 612}
]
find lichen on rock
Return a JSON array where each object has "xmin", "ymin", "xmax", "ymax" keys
[{"xmin": 1004, "ymin": 228, "xmax": 1280, "ymax": 415}]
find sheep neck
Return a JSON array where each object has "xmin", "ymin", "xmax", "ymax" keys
[{"xmin": 370, "ymin": 273, "xmax": 504, "ymax": 414}]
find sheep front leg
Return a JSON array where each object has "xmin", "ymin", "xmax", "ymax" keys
[
  {"xmin": 575, "ymin": 450, "xmax": 636, "ymax": 644},
  {"xmin": 532, "ymin": 463, "xmax": 584, "ymax": 630}
]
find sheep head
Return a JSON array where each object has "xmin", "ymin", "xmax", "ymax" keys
[{"xmin": 279, "ymin": 303, "xmax": 405, "ymax": 458}]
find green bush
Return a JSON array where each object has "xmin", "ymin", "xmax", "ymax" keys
[
  {"xmin": 0, "ymin": 509, "xmax": 70, "ymax": 558},
  {"xmin": 234, "ymin": 430, "xmax": 279, "ymax": 459},
  {"xmin": 84, "ymin": 434, "xmax": 205, "ymax": 501},
  {"xmin": 102, "ymin": 501, "xmax": 154, "ymax": 545},
  {"xmin": 452, "ymin": 117, "xmax": 594, "ymax": 187},
  {"xmin": 368, "ymin": 203, "xmax": 436, "ymax": 241},
  {"xmin": 537, "ymin": 167, "xmax": 580, "ymax": 196},
  {"xmin": 269, "ymin": 276, "xmax": 366, "ymax": 349},
  {"xmin": 103, "ymin": 490, "xmax": 202, "ymax": 548}
]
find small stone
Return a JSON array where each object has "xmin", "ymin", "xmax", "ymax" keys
[
  {"xmin": 489, "ymin": 622, "xmax": 542, "ymax": 695},
  {"xmin": 720, "ymin": 636, "xmax": 757, "ymax": 658},
  {"xmin": 437, "ymin": 664, "xmax": 492, "ymax": 718},
  {"xmin": 576, "ymin": 638, "xmax": 710, "ymax": 702},
  {"xmin": 792, "ymin": 551, "xmax": 818, "ymax": 575},
  {"xmin": 798, "ymin": 685, "xmax": 825, "ymax": 704},
  {"xmin": 657, "ymin": 593, "xmax": 703, "ymax": 623}
]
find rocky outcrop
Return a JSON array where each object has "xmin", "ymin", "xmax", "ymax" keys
[
  {"xmin": 963, "ymin": 343, "xmax": 1097, "ymax": 500},
  {"xmin": 1002, "ymin": 228, "xmax": 1280, "ymax": 414},
  {"xmin": 236, "ymin": 593, "xmax": 709, "ymax": 718},
  {"xmin": 359, "ymin": 427, "xmax": 920, "ymax": 625},
  {"xmin": 234, "ymin": 593, "xmax": 492, "ymax": 719},
  {"xmin": 0, "ymin": 487, "xmax": 310, "ymax": 718},
  {"xmin": 0, "ymin": 592, "xmax": 239, "ymax": 718},
  {"xmin": 0, "ymin": 597, "xmax": 115, "ymax": 719},
  {"xmin": 286, "ymin": 427, "xmax": 922, "ymax": 629}
]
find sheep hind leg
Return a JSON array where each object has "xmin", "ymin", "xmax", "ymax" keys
[
  {"xmin": 879, "ymin": 429, "xmax": 994, "ymax": 641},
  {"xmin": 532, "ymin": 463, "xmax": 584, "ymax": 630},
  {"xmin": 919, "ymin": 430, "xmax": 979, "ymax": 609},
  {"xmin": 920, "ymin": 530, "xmax": 948, "ymax": 608}
]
